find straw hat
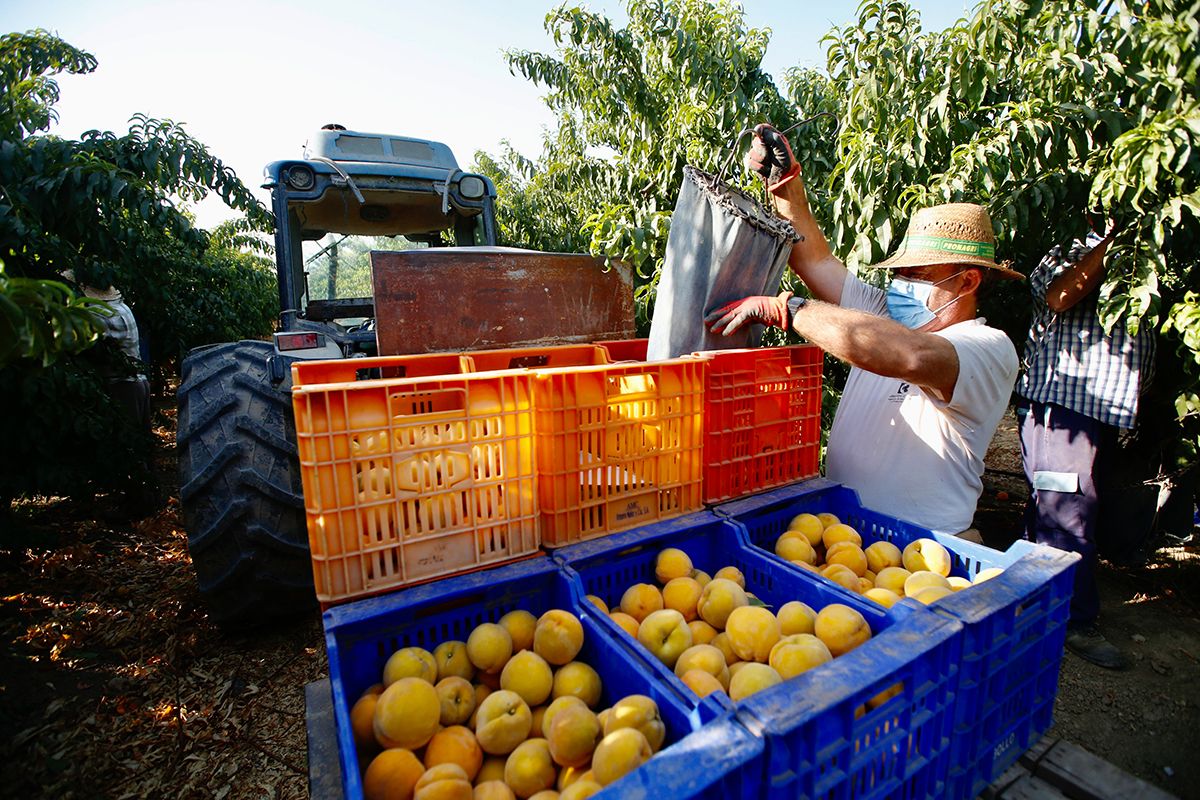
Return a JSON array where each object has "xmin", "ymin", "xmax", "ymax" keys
[
  {"xmin": 874, "ymin": 203, "xmax": 1023, "ymax": 280},
  {"xmin": 61, "ymin": 269, "xmax": 124, "ymax": 302}
]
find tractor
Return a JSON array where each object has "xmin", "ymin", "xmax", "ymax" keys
[{"xmin": 176, "ymin": 128, "xmax": 634, "ymax": 627}]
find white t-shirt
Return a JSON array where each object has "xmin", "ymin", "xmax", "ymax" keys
[{"xmin": 825, "ymin": 275, "xmax": 1018, "ymax": 535}]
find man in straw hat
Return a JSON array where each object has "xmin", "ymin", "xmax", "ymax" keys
[{"xmin": 706, "ymin": 124, "xmax": 1020, "ymax": 539}]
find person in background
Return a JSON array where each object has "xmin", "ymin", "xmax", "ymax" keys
[
  {"xmin": 64, "ymin": 270, "xmax": 151, "ymax": 435},
  {"xmin": 1016, "ymin": 219, "xmax": 1154, "ymax": 670},
  {"xmin": 704, "ymin": 124, "xmax": 1021, "ymax": 540}
]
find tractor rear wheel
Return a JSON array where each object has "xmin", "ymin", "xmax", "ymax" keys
[{"xmin": 176, "ymin": 340, "xmax": 314, "ymax": 628}]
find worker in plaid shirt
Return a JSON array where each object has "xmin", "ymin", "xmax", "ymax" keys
[{"xmin": 1016, "ymin": 222, "xmax": 1155, "ymax": 670}]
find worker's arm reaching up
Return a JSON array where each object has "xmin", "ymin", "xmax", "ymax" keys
[
  {"xmin": 705, "ymin": 292, "xmax": 962, "ymax": 401},
  {"xmin": 748, "ymin": 124, "xmax": 847, "ymax": 304}
]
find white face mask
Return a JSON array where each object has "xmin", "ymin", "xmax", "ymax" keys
[{"xmin": 885, "ymin": 270, "xmax": 965, "ymax": 329}]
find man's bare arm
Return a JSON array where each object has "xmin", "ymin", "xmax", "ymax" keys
[
  {"xmin": 792, "ymin": 300, "xmax": 960, "ymax": 400},
  {"xmin": 770, "ymin": 174, "xmax": 849, "ymax": 305},
  {"xmin": 1046, "ymin": 233, "xmax": 1112, "ymax": 312}
]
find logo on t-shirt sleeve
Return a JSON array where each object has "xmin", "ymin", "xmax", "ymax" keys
[{"xmin": 888, "ymin": 382, "xmax": 910, "ymax": 404}]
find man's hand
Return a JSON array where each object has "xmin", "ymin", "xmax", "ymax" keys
[
  {"xmin": 705, "ymin": 291, "xmax": 792, "ymax": 336},
  {"xmin": 747, "ymin": 124, "xmax": 800, "ymax": 192}
]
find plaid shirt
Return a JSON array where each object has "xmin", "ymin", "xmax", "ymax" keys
[{"xmin": 1016, "ymin": 232, "xmax": 1154, "ymax": 429}]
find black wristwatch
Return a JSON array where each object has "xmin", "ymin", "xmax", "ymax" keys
[{"xmin": 786, "ymin": 295, "xmax": 807, "ymax": 328}]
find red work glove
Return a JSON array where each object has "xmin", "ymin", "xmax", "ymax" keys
[
  {"xmin": 747, "ymin": 123, "xmax": 800, "ymax": 192},
  {"xmin": 705, "ymin": 291, "xmax": 793, "ymax": 336}
]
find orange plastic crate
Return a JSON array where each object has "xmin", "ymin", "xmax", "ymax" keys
[
  {"xmin": 594, "ymin": 338, "xmax": 649, "ymax": 362},
  {"xmin": 464, "ymin": 343, "xmax": 609, "ymax": 371},
  {"xmin": 695, "ymin": 345, "xmax": 823, "ymax": 503},
  {"xmin": 291, "ymin": 362, "xmax": 539, "ymax": 605},
  {"xmin": 532, "ymin": 359, "xmax": 706, "ymax": 546}
]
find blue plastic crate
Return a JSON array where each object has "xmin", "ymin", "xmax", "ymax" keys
[
  {"xmin": 552, "ymin": 509, "xmax": 961, "ymax": 800},
  {"xmin": 716, "ymin": 478, "xmax": 1080, "ymax": 800},
  {"xmin": 322, "ymin": 555, "xmax": 761, "ymax": 800},
  {"xmin": 600, "ymin": 715, "xmax": 764, "ymax": 799}
]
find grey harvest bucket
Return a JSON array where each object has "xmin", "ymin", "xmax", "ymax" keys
[{"xmin": 647, "ymin": 165, "xmax": 800, "ymax": 359}]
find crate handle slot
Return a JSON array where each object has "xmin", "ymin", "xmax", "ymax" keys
[
  {"xmin": 507, "ymin": 355, "xmax": 550, "ymax": 369},
  {"xmin": 608, "ymin": 372, "xmax": 657, "ymax": 398},
  {"xmin": 357, "ymin": 365, "xmax": 409, "ymax": 381},
  {"xmin": 389, "ymin": 387, "xmax": 467, "ymax": 417}
]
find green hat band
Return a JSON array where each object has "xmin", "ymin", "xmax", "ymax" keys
[{"xmin": 902, "ymin": 234, "xmax": 995, "ymax": 259}]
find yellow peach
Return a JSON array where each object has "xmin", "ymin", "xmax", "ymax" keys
[
  {"xmin": 816, "ymin": 512, "xmax": 840, "ymax": 529},
  {"xmin": 776, "ymin": 600, "xmax": 817, "ymax": 636},
  {"xmin": 864, "ymin": 541, "xmax": 903, "ymax": 574},
  {"xmin": 820, "ymin": 563, "xmax": 863, "ymax": 593},
  {"xmin": 825, "ymin": 542, "xmax": 869, "ymax": 577},
  {"xmin": 541, "ymin": 696, "xmax": 589, "ymax": 744},
  {"xmin": 786, "ymin": 513, "xmax": 825, "ymax": 546},
  {"xmin": 603, "ymin": 695, "xmax": 665, "ymax": 752},
  {"xmin": 546, "ymin": 703, "xmax": 602, "ymax": 768},
  {"xmin": 710, "ymin": 632, "xmax": 740, "ymax": 665},
  {"xmin": 687, "ymin": 619, "xmax": 719, "ymax": 646},
  {"xmin": 768, "ymin": 633, "xmax": 833, "ymax": 679},
  {"xmin": 500, "ymin": 650, "xmax": 554, "ymax": 707},
  {"xmin": 560, "ymin": 781, "xmax": 602, "ymax": 800},
  {"xmin": 619, "ymin": 583, "xmax": 664, "ymax": 623},
  {"xmin": 673, "ymin": 644, "xmax": 730, "ymax": 688},
  {"xmin": 713, "ymin": 566, "xmax": 746, "ymax": 589},
  {"xmin": 585, "ymin": 595, "xmax": 608, "ymax": 614},
  {"xmin": 775, "ymin": 531, "xmax": 816, "ymax": 564},
  {"xmin": 477, "ymin": 757, "xmax": 506, "ymax": 784},
  {"xmin": 435, "ymin": 676, "xmax": 477, "ymax": 726},
  {"xmin": 902, "ymin": 538, "xmax": 952, "ymax": 577},
  {"xmin": 498, "ymin": 610, "xmax": 537, "ymax": 653},
  {"xmin": 728, "ymin": 662, "xmax": 783, "ymax": 700},
  {"xmin": 434, "ymin": 640, "xmax": 476, "ymax": 682},
  {"xmin": 974, "ymin": 567, "xmax": 1005, "ymax": 584},
  {"xmin": 475, "ymin": 782, "xmax": 517, "ymax": 800},
  {"xmin": 608, "ymin": 611, "xmax": 640, "ymax": 638},
  {"xmin": 661, "ymin": 577, "xmax": 704, "ymax": 622},
  {"xmin": 822, "ymin": 523, "xmax": 862, "ymax": 549},
  {"xmin": 350, "ymin": 691, "xmax": 379, "ymax": 751},
  {"xmin": 551, "ymin": 661, "xmax": 602, "ymax": 708},
  {"xmin": 655, "ymin": 548, "xmax": 694, "ymax": 583},
  {"xmin": 425, "ymin": 725, "xmax": 483, "ymax": 781},
  {"xmin": 637, "ymin": 609, "xmax": 692, "ymax": 668},
  {"xmin": 913, "ymin": 585, "xmax": 955, "ymax": 605},
  {"xmin": 874, "ymin": 566, "xmax": 912, "ymax": 595},
  {"xmin": 681, "ymin": 668, "xmax": 726, "ymax": 698},
  {"xmin": 383, "ymin": 647, "xmax": 437, "ymax": 686},
  {"xmin": 504, "ymin": 738, "xmax": 556, "ymax": 798},
  {"xmin": 592, "ymin": 728, "xmax": 652, "ymax": 786},
  {"xmin": 363, "ymin": 748, "xmax": 424, "ymax": 800},
  {"xmin": 903, "ymin": 570, "xmax": 951, "ymax": 598},
  {"xmin": 813, "ymin": 603, "xmax": 871, "ymax": 657},
  {"xmin": 474, "ymin": 690, "xmax": 532, "ymax": 755},
  {"xmin": 696, "ymin": 578, "xmax": 748, "ymax": 629},
  {"xmin": 467, "ymin": 623, "xmax": 514, "ymax": 674},
  {"xmin": 863, "ymin": 587, "xmax": 901, "ymax": 608},
  {"xmin": 413, "ymin": 764, "xmax": 472, "ymax": 800},
  {"xmin": 725, "ymin": 605, "xmax": 781, "ymax": 663},
  {"xmin": 534, "ymin": 610, "xmax": 584, "ymax": 666},
  {"xmin": 374, "ymin": 677, "xmax": 441, "ymax": 750}
]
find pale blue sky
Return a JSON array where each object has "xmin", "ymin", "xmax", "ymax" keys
[{"xmin": 2, "ymin": 0, "xmax": 975, "ymax": 226}]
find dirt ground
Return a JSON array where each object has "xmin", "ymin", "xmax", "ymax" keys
[{"xmin": 1, "ymin": 401, "xmax": 1197, "ymax": 799}]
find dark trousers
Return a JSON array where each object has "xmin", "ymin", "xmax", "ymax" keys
[{"xmin": 1017, "ymin": 399, "xmax": 1117, "ymax": 626}]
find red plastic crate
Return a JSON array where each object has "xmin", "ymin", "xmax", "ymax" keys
[
  {"xmin": 532, "ymin": 358, "xmax": 706, "ymax": 546},
  {"xmin": 292, "ymin": 360, "xmax": 539, "ymax": 605},
  {"xmin": 694, "ymin": 345, "xmax": 822, "ymax": 503},
  {"xmin": 595, "ymin": 340, "xmax": 823, "ymax": 504}
]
